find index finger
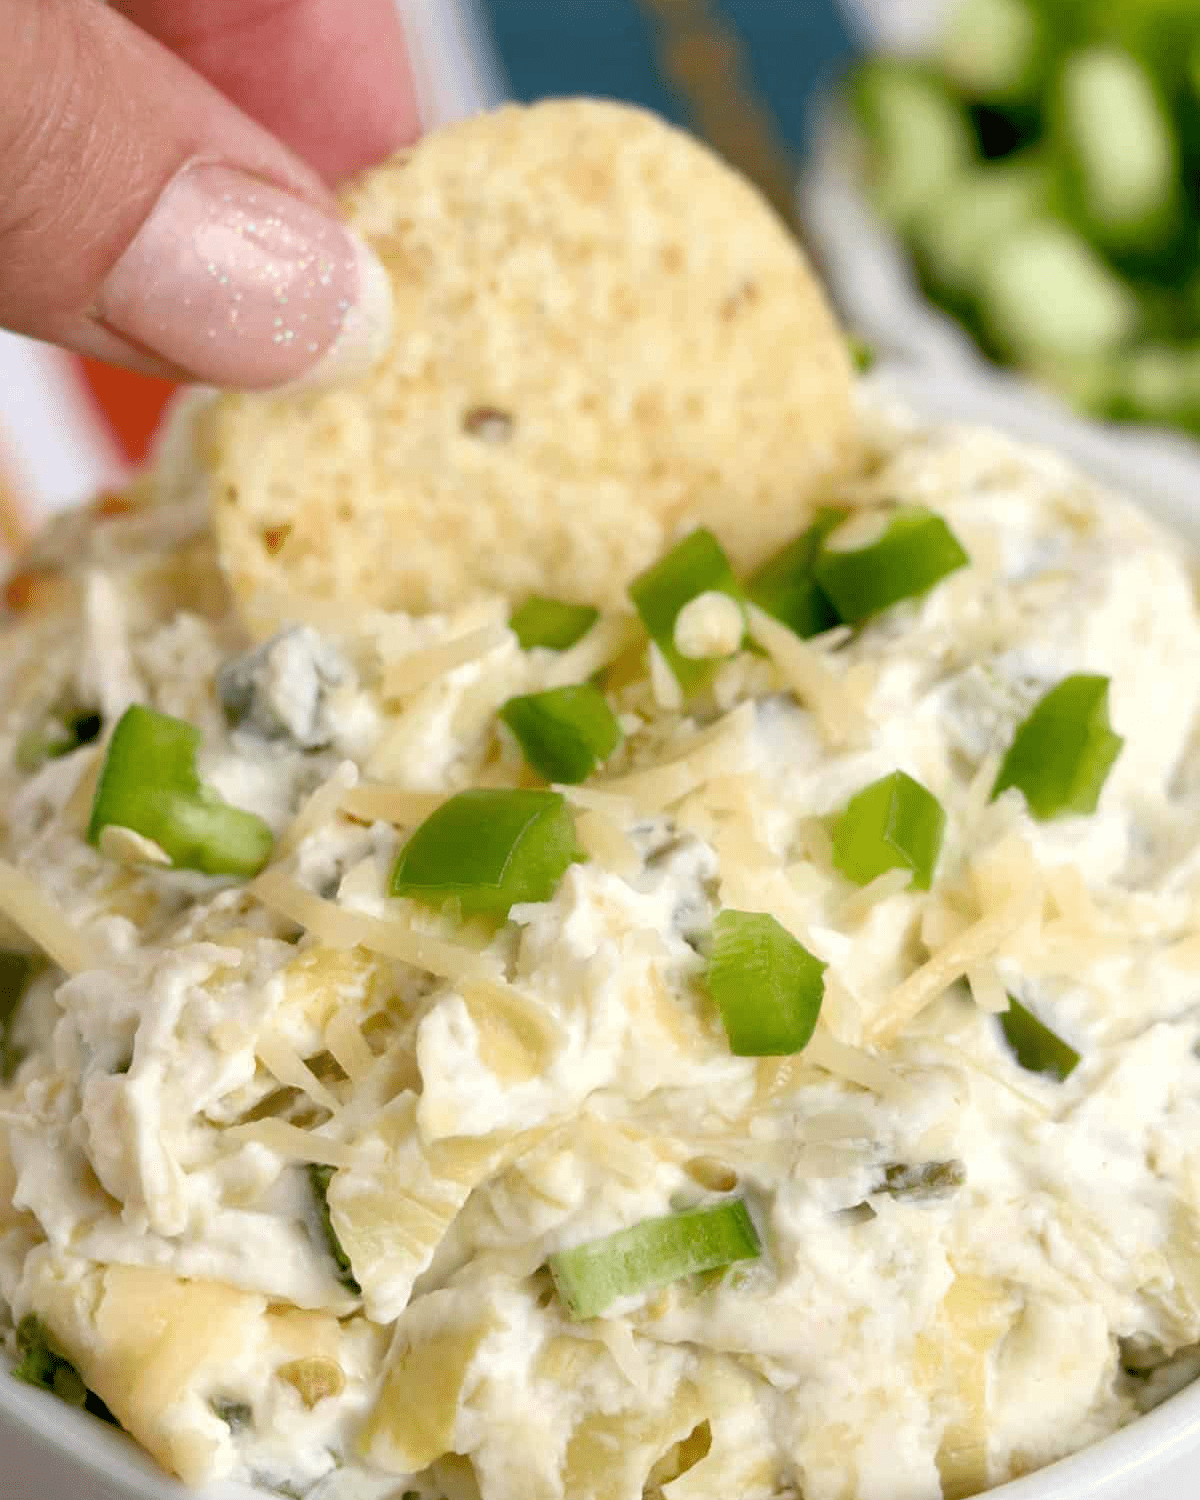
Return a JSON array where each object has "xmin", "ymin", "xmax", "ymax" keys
[{"xmin": 113, "ymin": 0, "xmax": 421, "ymax": 183}]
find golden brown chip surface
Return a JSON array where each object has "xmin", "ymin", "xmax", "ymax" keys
[{"xmin": 209, "ymin": 98, "xmax": 856, "ymax": 622}]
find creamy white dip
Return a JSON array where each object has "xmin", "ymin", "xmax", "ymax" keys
[{"xmin": 0, "ymin": 400, "xmax": 1198, "ymax": 1500}]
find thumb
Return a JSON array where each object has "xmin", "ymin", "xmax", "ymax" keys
[{"xmin": 1, "ymin": 0, "xmax": 395, "ymax": 388}]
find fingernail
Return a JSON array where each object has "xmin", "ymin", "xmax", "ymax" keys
[{"xmin": 95, "ymin": 163, "xmax": 393, "ymax": 390}]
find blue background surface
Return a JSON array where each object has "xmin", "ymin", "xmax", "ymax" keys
[{"xmin": 478, "ymin": 0, "xmax": 857, "ymax": 156}]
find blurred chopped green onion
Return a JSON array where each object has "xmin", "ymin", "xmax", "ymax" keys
[
  {"xmin": 510, "ymin": 597, "xmax": 599, "ymax": 652},
  {"xmin": 833, "ymin": 771, "xmax": 945, "ymax": 892},
  {"xmin": 992, "ymin": 674, "xmax": 1123, "ymax": 819},
  {"xmin": 500, "ymin": 685, "xmax": 622, "ymax": 784},
  {"xmin": 813, "ymin": 507, "xmax": 969, "ymax": 623},
  {"xmin": 629, "ymin": 529, "xmax": 743, "ymax": 691},
  {"xmin": 16, "ymin": 711, "xmax": 102, "ymax": 774},
  {"xmin": 848, "ymin": 336, "xmax": 878, "ymax": 374}
]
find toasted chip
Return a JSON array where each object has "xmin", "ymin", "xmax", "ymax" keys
[{"xmin": 207, "ymin": 99, "xmax": 856, "ymax": 626}]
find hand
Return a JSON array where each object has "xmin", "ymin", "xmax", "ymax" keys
[{"xmin": 0, "ymin": 0, "xmax": 420, "ymax": 388}]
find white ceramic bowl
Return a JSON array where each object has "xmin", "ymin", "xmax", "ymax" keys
[
  {"xmin": 3, "ymin": 364, "xmax": 1200, "ymax": 1499},
  {"xmin": 2, "ymin": 0, "xmax": 1197, "ymax": 1488}
]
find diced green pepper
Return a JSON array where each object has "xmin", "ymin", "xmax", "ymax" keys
[
  {"xmin": 706, "ymin": 910, "xmax": 826, "ymax": 1056},
  {"xmin": 499, "ymin": 685, "xmax": 622, "ymax": 784},
  {"xmin": 813, "ymin": 507, "xmax": 970, "ymax": 623},
  {"xmin": 832, "ymin": 771, "xmax": 945, "ymax": 892},
  {"xmin": 308, "ymin": 1164, "xmax": 360, "ymax": 1294},
  {"xmin": 86, "ymin": 705, "xmax": 274, "ymax": 878},
  {"xmin": 548, "ymin": 1200, "xmax": 761, "ymax": 1320},
  {"xmin": 999, "ymin": 996, "xmax": 1081, "ymax": 1081},
  {"xmin": 992, "ymin": 674, "xmax": 1123, "ymax": 819},
  {"xmin": 629, "ymin": 529, "xmax": 743, "ymax": 691},
  {"xmin": 510, "ymin": 597, "xmax": 599, "ymax": 652},
  {"xmin": 747, "ymin": 508, "xmax": 847, "ymax": 640},
  {"xmin": 390, "ymin": 789, "xmax": 582, "ymax": 917},
  {"xmin": 12, "ymin": 1316, "xmax": 115, "ymax": 1422},
  {"xmin": 0, "ymin": 952, "xmax": 37, "ymax": 1083}
]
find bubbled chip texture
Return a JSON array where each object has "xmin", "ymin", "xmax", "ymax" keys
[{"xmin": 209, "ymin": 98, "xmax": 856, "ymax": 622}]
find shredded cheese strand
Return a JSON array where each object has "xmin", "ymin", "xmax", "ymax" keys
[
  {"xmin": 964, "ymin": 962, "xmax": 1008, "ymax": 1015},
  {"xmin": 341, "ymin": 785, "xmax": 446, "ymax": 826},
  {"xmin": 805, "ymin": 1029, "xmax": 902, "ymax": 1094},
  {"xmin": 574, "ymin": 808, "xmax": 640, "ymax": 877},
  {"xmin": 250, "ymin": 869, "xmax": 489, "ymax": 983},
  {"xmin": 744, "ymin": 603, "xmax": 868, "ymax": 748},
  {"xmin": 230, "ymin": 1119, "xmax": 356, "ymax": 1167},
  {"xmin": 275, "ymin": 761, "xmax": 358, "ymax": 859},
  {"xmin": 964, "ymin": 751, "xmax": 1002, "ymax": 832},
  {"xmin": 323, "ymin": 1009, "xmax": 378, "ymax": 1084},
  {"xmin": 543, "ymin": 613, "xmax": 643, "ymax": 689},
  {"xmin": 0, "ymin": 860, "xmax": 95, "ymax": 974},
  {"xmin": 868, "ymin": 892, "xmax": 1035, "ymax": 1044},
  {"xmin": 382, "ymin": 623, "xmax": 510, "ymax": 700},
  {"xmin": 255, "ymin": 1033, "xmax": 341, "ymax": 1113},
  {"xmin": 597, "ymin": 701, "xmax": 756, "ymax": 808},
  {"xmin": 835, "ymin": 868, "xmax": 913, "ymax": 925}
]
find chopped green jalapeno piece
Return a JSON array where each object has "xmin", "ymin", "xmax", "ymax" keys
[
  {"xmin": 629, "ymin": 529, "xmax": 743, "ymax": 691},
  {"xmin": 747, "ymin": 508, "xmax": 847, "ymax": 640},
  {"xmin": 882, "ymin": 1160, "xmax": 966, "ymax": 1201},
  {"xmin": 812, "ymin": 506, "xmax": 969, "ymax": 623},
  {"xmin": 998, "ymin": 996, "xmax": 1080, "ymax": 1082},
  {"xmin": 87, "ymin": 705, "xmax": 274, "ymax": 878},
  {"xmin": 309, "ymin": 1164, "xmax": 360, "ymax": 1294},
  {"xmin": 510, "ymin": 596, "xmax": 599, "ymax": 652},
  {"xmin": 832, "ymin": 771, "xmax": 945, "ymax": 892},
  {"xmin": 706, "ymin": 910, "xmax": 826, "ymax": 1056},
  {"xmin": 992, "ymin": 674, "xmax": 1123, "ymax": 820},
  {"xmin": 499, "ymin": 685, "xmax": 622, "ymax": 785},
  {"xmin": 390, "ymin": 788, "xmax": 582, "ymax": 917},
  {"xmin": 548, "ymin": 1200, "xmax": 761, "ymax": 1320}
]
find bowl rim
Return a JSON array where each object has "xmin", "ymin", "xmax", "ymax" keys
[{"xmin": 4, "ymin": 1328, "xmax": 1200, "ymax": 1499}]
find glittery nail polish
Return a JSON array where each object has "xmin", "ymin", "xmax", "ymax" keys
[{"xmin": 95, "ymin": 163, "xmax": 394, "ymax": 389}]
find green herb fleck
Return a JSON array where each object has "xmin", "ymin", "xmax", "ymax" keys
[{"xmin": 849, "ymin": 335, "xmax": 877, "ymax": 373}]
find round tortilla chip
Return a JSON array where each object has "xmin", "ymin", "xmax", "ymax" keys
[{"xmin": 209, "ymin": 98, "xmax": 856, "ymax": 624}]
